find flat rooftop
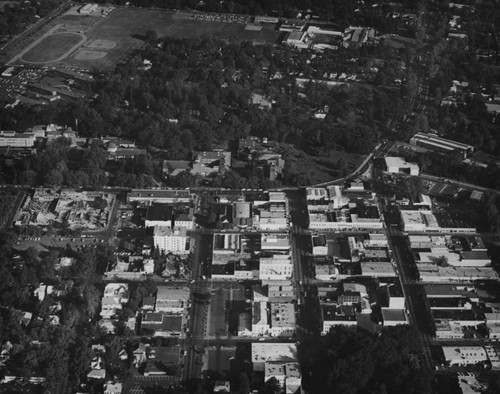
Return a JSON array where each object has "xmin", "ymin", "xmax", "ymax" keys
[
  {"xmin": 270, "ymin": 302, "xmax": 296, "ymax": 327},
  {"xmin": 424, "ymin": 284, "xmax": 478, "ymax": 298},
  {"xmin": 360, "ymin": 261, "xmax": 396, "ymax": 276},
  {"xmin": 146, "ymin": 204, "xmax": 173, "ymax": 222},
  {"xmin": 382, "ymin": 308, "xmax": 407, "ymax": 322},
  {"xmin": 251, "ymin": 343, "xmax": 297, "ymax": 363}
]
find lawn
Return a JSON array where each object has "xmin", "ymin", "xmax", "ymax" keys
[
  {"xmin": 275, "ymin": 142, "xmax": 365, "ymax": 185},
  {"xmin": 7, "ymin": 6, "xmax": 281, "ymax": 70},
  {"xmin": 100, "ymin": 7, "xmax": 280, "ymax": 42},
  {"xmin": 21, "ymin": 33, "xmax": 83, "ymax": 62}
]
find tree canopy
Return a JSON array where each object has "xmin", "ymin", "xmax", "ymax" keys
[{"xmin": 298, "ymin": 326, "xmax": 433, "ymax": 394}]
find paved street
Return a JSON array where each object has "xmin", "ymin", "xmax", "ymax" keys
[
  {"xmin": 383, "ymin": 208, "xmax": 435, "ymax": 369},
  {"xmin": 286, "ymin": 189, "xmax": 322, "ymax": 337},
  {"xmin": 182, "ymin": 230, "xmax": 213, "ymax": 381}
]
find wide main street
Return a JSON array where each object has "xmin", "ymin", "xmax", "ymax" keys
[{"xmin": 384, "ymin": 222, "xmax": 435, "ymax": 370}]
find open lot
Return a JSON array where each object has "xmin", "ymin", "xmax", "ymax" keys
[{"xmin": 4, "ymin": 6, "xmax": 281, "ymax": 71}]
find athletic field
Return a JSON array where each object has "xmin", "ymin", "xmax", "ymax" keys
[{"xmin": 9, "ymin": 6, "xmax": 281, "ymax": 70}]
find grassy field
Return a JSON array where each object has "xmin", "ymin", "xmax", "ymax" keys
[
  {"xmin": 293, "ymin": 150, "xmax": 365, "ymax": 184},
  {"xmin": 21, "ymin": 32, "xmax": 83, "ymax": 62},
  {"xmin": 275, "ymin": 142, "xmax": 364, "ymax": 184},
  {"xmin": 19, "ymin": 7, "xmax": 282, "ymax": 70}
]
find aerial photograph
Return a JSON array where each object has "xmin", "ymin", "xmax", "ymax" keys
[{"xmin": 0, "ymin": 0, "xmax": 500, "ymax": 393}]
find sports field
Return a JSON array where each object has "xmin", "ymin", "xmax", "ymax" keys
[
  {"xmin": 21, "ymin": 33, "xmax": 84, "ymax": 63},
  {"xmin": 8, "ymin": 6, "xmax": 281, "ymax": 70}
]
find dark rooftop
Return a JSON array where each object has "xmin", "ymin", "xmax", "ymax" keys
[
  {"xmin": 322, "ymin": 304, "xmax": 357, "ymax": 321},
  {"xmin": 146, "ymin": 203, "xmax": 173, "ymax": 222}
]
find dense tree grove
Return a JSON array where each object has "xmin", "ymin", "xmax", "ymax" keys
[
  {"xmin": 0, "ymin": 136, "xmax": 159, "ymax": 188},
  {"xmin": 298, "ymin": 326, "xmax": 433, "ymax": 394},
  {"xmin": 0, "ymin": 35, "xmax": 405, "ymax": 164},
  {"xmin": 0, "ymin": 0, "xmax": 65, "ymax": 37},
  {"xmin": 0, "ymin": 32, "xmax": 415, "ymax": 187}
]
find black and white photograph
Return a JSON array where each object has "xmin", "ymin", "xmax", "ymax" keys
[{"xmin": 0, "ymin": 0, "xmax": 499, "ymax": 393}]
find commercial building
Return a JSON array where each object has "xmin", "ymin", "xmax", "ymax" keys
[
  {"xmin": 269, "ymin": 302, "xmax": 296, "ymax": 337},
  {"xmin": 251, "ymin": 343, "xmax": 301, "ymax": 393},
  {"xmin": 127, "ymin": 189, "xmax": 193, "ymax": 204},
  {"xmin": 261, "ymin": 233, "xmax": 290, "ymax": 252},
  {"xmin": 360, "ymin": 261, "xmax": 396, "ymax": 277},
  {"xmin": 410, "ymin": 132, "xmax": 473, "ymax": 159},
  {"xmin": 233, "ymin": 202, "xmax": 252, "ymax": 228},
  {"xmin": 418, "ymin": 265, "xmax": 498, "ymax": 282},
  {"xmin": 384, "ymin": 156, "xmax": 420, "ymax": 176},
  {"xmin": 442, "ymin": 346, "xmax": 488, "ymax": 367},
  {"xmin": 435, "ymin": 319, "xmax": 466, "ymax": 339},
  {"xmin": 251, "ymin": 301, "xmax": 270, "ymax": 336},
  {"xmin": 383, "ymin": 279, "xmax": 406, "ymax": 309},
  {"xmin": 144, "ymin": 203, "xmax": 193, "ymax": 230},
  {"xmin": 0, "ymin": 130, "xmax": 35, "ymax": 147},
  {"xmin": 307, "ymin": 188, "xmax": 383, "ymax": 230},
  {"xmin": 141, "ymin": 313, "xmax": 183, "ymax": 337},
  {"xmin": 409, "ymin": 235, "xmax": 446, "ymax": 249},
  {"xmin": 145, "ymin": 204, "xmax": 173, "ymax": 228},
  {"xmin": 399, "ymin": 207, "xmax": 476, "ymax": 233},
  {"xmin": 213, "ymin": 233, "xmax": 243, "ymax": 254},
  {"xmin": 153, "ymin": 227, "xmax": 189, "ymax": 254},
  {"xmin": 424, "ymin": 284, "xmax": 479, "ymax": 302},
  {"xmin": 155, "ymin": 287, "xmax": 189, "ymax": 314},
  {"xmin": 255, "ymin": 281, "xmax": 295, "ymax": 302},
  {"xmin": 259, "ymin": 254, "xmax": 293, "ymax": 280},
  {"xmin": 251, "ymin": 343, "xmax": 297, "ymax": 371},
  {"xmin": 254, "ymin": 202, "xmax": 288, "ymax": 231},
  {"xmin": 321, "ymin": 304, "xmax": 357, "ymax": 334},
  {"xmin": 312, "ymin": 233, "xmax": 328, "ymax": 255},
  {"xmin": 381, "ymin": 308, "xmax": 409, "ymax": 326},
  {"xmin": 364, "ymin": 233, "xmax": 388, "ymax": 247}
]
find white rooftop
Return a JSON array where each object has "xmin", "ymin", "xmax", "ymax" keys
[{"xmin": 251, "ymin": 343, "xmax": 297, "ymax": 364}]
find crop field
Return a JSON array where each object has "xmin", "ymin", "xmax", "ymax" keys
[
  {"xmin": 21, "ymin": 33, "xmax": 84, "ymax": 63},
  {"xmin": 6, "ymin": 6, "xmax": 281, "ymax": 70}
]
